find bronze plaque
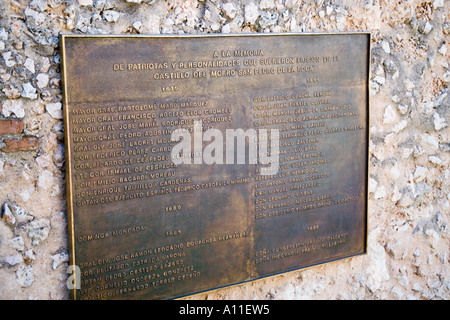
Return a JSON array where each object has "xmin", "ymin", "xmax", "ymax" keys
[{"xmin": 61, "ymin": 33, "xmax": 370, "ymax": 300}]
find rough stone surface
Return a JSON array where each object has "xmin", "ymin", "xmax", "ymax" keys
[
  {"xmin": 45, "ymin": 103, "xmax": 63, "ymax": 120},
  {"xmin": 0, "ymin": 0, "xmax": 449, "ymax": 300},
  {"xmin": 1, "ymin": 100, "xmax": 25, "ymax": 118}
]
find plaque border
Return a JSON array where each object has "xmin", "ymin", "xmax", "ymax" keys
[{"xmin": 60, "ymin": 32, "xmax": 371, "ymax": 300}]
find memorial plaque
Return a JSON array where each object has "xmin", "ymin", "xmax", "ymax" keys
[{"xmin": 61, "ymin": 33, "xmax": 370, "ymax": 300}]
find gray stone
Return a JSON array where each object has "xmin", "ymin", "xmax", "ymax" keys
[
  {"xmin": 392, "ymin": 120, "xmax": 407, "ymax": 133},
  {"xmin": 397, "ymin": 104, "xmax": 408, "ymax": 115},
  {"xmin": 48, "ymin": 0, "xmax": 63, "ymax": 9},
  {"xmin": 5, "ymin": 254, "xmax": 23, "ymax": 266},
  {"xmin": 2, "ymin": 51, "xmax": 15, "ymax": 67},
  {"xmin": 8, "ymin": 235, "xmax": 25, "ymax": 252},
  {"xmin": 391, "ymin": 286, "xmax": 404, "ymax": 299},
  {"xmin": 432, "ymin": 112, "xmax": 447, "ymax": 131},
  {"xmin": 443, "ymin": 72, "xmax": 450, "ymax": 83},
  {"xmin": 245, "ymin": 3, "xmax": 259, "ymax": 25},
  {"xmin": 36, "ymin": 73, "xmax": 49, "ymax": 88},
  {"xmin": 222, "ymin": 23, "xmax": 231, "ymax": 33},
  {"xmin": 373, "ymin": 75, "xmax": 386, "ymax": 86},
  {"xmin": 24, "ymin": 58, "xmax": 35, "ymax": 73},
  {"xmin": 51, "ymin": 252, "xmax": 69, "ymax": 270},
  {"xmin": 397, "ymin": 188, "xmax": 415, "ymax": 208},
  {"xmin": 366, "ymin": 229, "xmax": 390, "ymax": 292},
  {"xmin": 391, "ymin": 186, "xmax": 402, "ymax": 203},
  {"xmin": 38, "ymin": 170, "xmax": 55, "ymax": 190},
  {"xmin": 79, "ymin": 0, "xmax": 93, "ymax": 6},
  {"xmin": 383, "ymin": 105, "xmax": 399, "ymax": 124},
  {"xmin": 421, "ymin": 134, "xmax": 439, "ymax": 150},
  {"xmin": 419, "ymin": 21, "xmax": 433, "ymax": 35},
  {"xmin": 103, "ymin": 10, "xmax": 120, "ymax": 23},
  {"xmin": 368, "ymin": 177, "xmax": 378, "ymax": 193},
  {"xmin": 438, "ymin": 43, "xmax": 447, "ymax": 56},
  {"xmin": 16, "ymin": 265, "xmax": 34, "ymax": 287},
  {"xmin": 383, "ymin": 59, "xmax": 397, "ymax": 74},
  {"xmin": 374, "ymin": 185, "xmax": 386, "ymax": 199},
  {"xmin": 222, "ymin": 3, "xmax": 237, "ymax": 19},
  {"xmin": 260, "ymin": 0, "xmax": 275, "ymax": 10},
  {"xmin": 45, "ymin": 102, "xmax": 63, "ymax": 119},
  {"xmin": 25, "ymin": 219, "xmax": 51, "ymax": 246},
  {"xmin": 428, "ymin": 155, "xmax": 442, "ymax": 166},
  {"xmin": 132, "ymin": 21, "xmax": 142, "ymax": 32},
  {"xmin": 22, "ymin": 82, "xmax": 38, "ymax": 100},
  {"xmin": 1, "ymin": 99, "xmax": 25, "ymax": 118},
  {"xmin": 412, "ymin": 283, "xmax": 423, "ymax": 292},
  {"xmin": 10, "ymin": 204, "xmax": 33, "ymax": 224},
  {"xmin": 20, "ymin": 188, "xmax": 34, "ymax": 203},
  {"xmin": 433, "ymin": 0, "xmax": 444, "ymax": 8},
  {"xmin": 53, "ymin": 144, "xmax": 65, "ymax": 168},
  {"xmin": 258, "ymin": 11, "xmax": 278, "ymax": 29},
  {"xmin": 381, "ymin": 40, "xmax": 390, "ymax": 54},
  {"xmin": 443, "ymin": 22, "xmax": 450, "ymax": 35}
]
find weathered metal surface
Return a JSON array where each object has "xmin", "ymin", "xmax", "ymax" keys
[{"xmin": 61, "ymin": 33, "xmax": 370, "ymax": 300}]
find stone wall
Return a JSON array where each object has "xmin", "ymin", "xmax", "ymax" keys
[{"xmin": 0, "ymin": 0, "xmax": 448, "ymax": 300}]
